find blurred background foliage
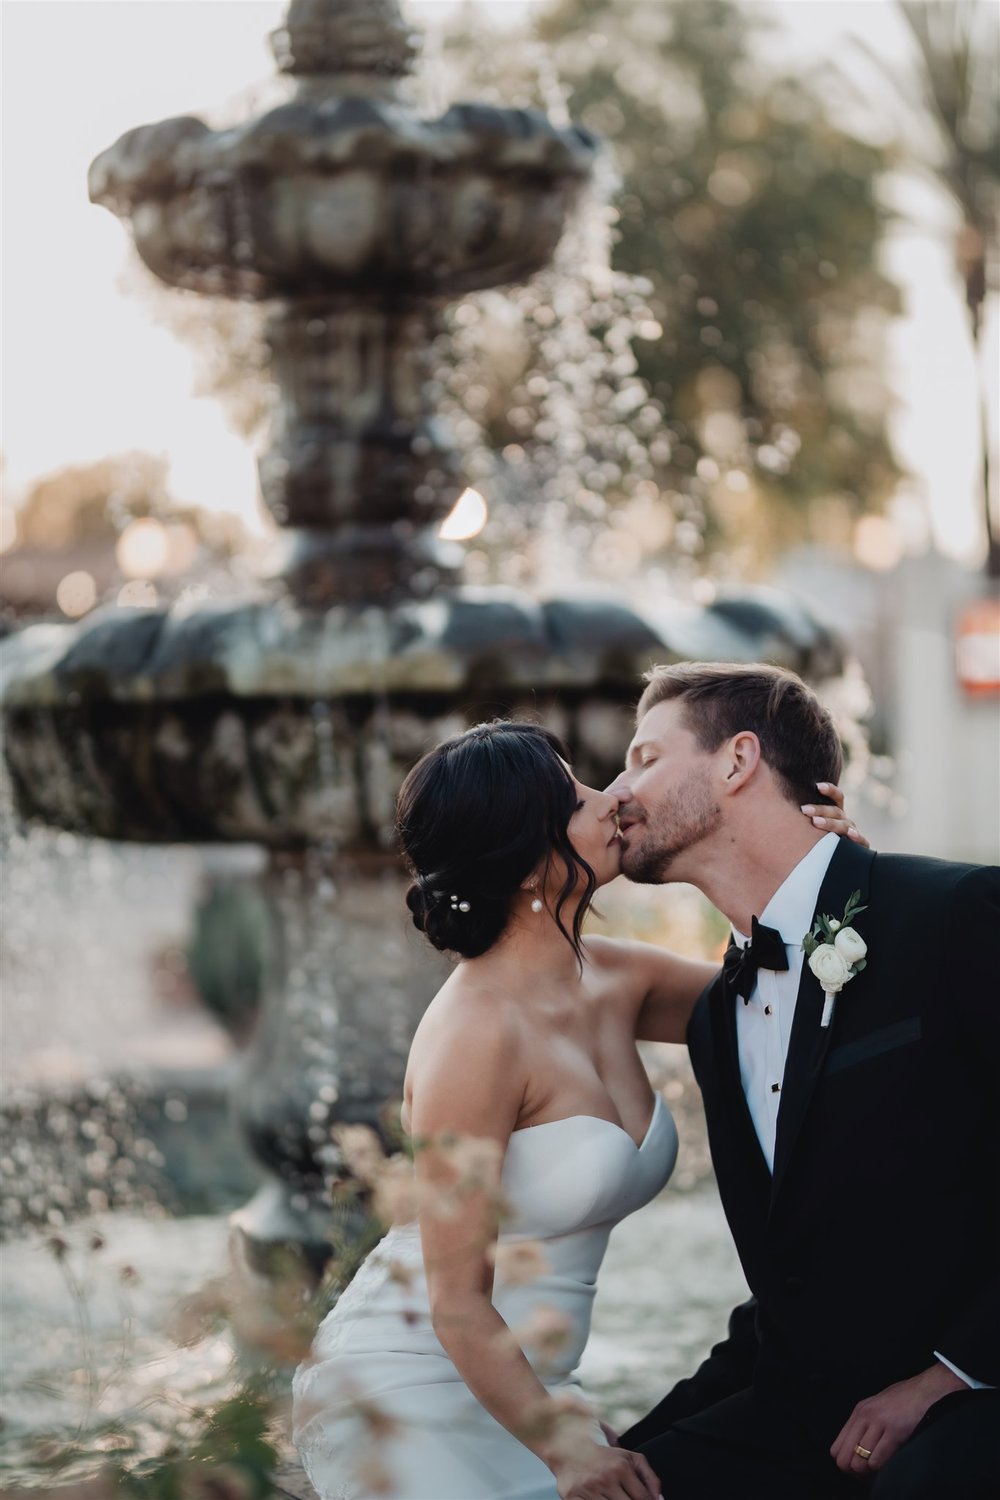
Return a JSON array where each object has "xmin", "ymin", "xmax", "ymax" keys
[
  {"xmin": 872, "ymin": 0, "xmax": 999, "ymax": 571},
  {"xmin": 457, "ymin": 0, "xmax": 904, "ymax": 573},
  {"xmin": 186, "ymin": 884, "xmax": 273, "ymax": 1045},
  {"xmin": 97, "ymin": 0, "xmax": 914, "ymax": 593},
  {"xmin": 2, "ymin": 454, "xmax": 258, "ymax": 624},
  {"xmin": 9, "ymin": 1, "xmax": 996, "ymax": 604}
]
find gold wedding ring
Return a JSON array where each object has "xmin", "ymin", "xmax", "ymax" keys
[{"xmin": 854, "ymin": 1445, "xmax": 873, "ymax": 1461}]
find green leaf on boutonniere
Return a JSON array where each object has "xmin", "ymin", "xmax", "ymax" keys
[{"xmin": 843, "ymin": 892, "xmax": 867, "ymax": 923}]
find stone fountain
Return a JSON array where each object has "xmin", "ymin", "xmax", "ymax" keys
[{"xmin": 0, "ymin": 0, "xmax": 841, "ymax": 1274}]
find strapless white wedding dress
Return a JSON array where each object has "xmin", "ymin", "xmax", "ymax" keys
[{"xmin": 293, "ymin": 1092, "xmax": 678, "ymax": 1500}]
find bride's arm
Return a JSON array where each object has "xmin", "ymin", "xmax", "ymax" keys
[
  {"xmin": 409, "ymin": 991, "xmax": 660, "ymax": 1500},
  {"xmin": 594, "ymin": 939, "xmax": 716, "ymax": 1046}
]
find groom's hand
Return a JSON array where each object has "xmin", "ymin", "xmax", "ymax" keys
[{"xmin": 830, "ymin": 1361, "xmax": 966, "ymax": 1477}]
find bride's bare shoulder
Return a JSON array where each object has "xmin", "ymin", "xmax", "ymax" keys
[
  {"xmin": 407, "ymin": 970, "xmax": 525, "ymax": 1075},
  {"xmin": 405, "ymin": 975, "xmax": 527, "ymax": 1137},
  {"xmin": 416, "ymin": 967, "xmax": 524, "ymax": 1033}
]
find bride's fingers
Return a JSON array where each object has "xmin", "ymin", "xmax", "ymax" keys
[
  {"xmin": 800, "ymin": 805, "xmax": 870, "ymax": 847},
  {"xmin": 626, "ymin": 1449, "xmax": 662, "ymax": 1500},
  {"xmin": 800, "ymin": 783, "xmax": 870, "ymax": 848}
]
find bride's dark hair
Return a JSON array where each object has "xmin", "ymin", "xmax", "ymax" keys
[{"xmin": 396, "ymin": 721, "xmax": 598, "ymax": 964}]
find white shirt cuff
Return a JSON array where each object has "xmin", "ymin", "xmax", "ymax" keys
[{"xmin": 934, "ymin": 1351, "xmax": 993, "ymax": 1390}]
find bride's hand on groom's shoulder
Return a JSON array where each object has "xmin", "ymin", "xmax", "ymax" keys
[
  {"xmin": 552, "ymin": 1440, "xmax": 662, "ymax": 1500},
  {"xmin": 800, "ymin": 782, "xmax": 870, "ymax": 847}
]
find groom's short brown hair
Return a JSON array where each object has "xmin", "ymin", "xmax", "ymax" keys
[{"xmin": 637, "ymin": 662, "xmax": 843, "ymax": 806}]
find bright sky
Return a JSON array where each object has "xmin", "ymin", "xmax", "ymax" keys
[{"xmin": 1, "ymin": 0, "xmax": 994, "ymax": 563}]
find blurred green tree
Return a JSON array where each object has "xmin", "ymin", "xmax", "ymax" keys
[
  {"xmin": 14, "ymin": 454, "xmax": 174, "ymax": 548},
  {"xmin": 130, "ymin": 0, "xmax": 905, "ymax": 583},
  {"xmin": 2, "ymin": 455, "xmax": 256, "ymax": 624},
  {"xmin": 516, "ymin": 0, "xmax": 903, "ymax": 570},
  {"xmin": 13, "ymin": 454, "xmax": 248, "ymax": 554}
]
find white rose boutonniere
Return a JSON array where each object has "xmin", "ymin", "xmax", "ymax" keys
[
  {"xmin": 802, "ymin": 890, "xmax": 868, "ymax": 1028},
  {"xmin": 833, "ymin": 926, "xmax": 868, "ymax": 965},
  {"xmin": 808, "ymin": 944, "xmax": 851, "ymax": 992}
]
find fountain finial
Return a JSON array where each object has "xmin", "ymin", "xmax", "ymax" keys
[{"xmin": 270, "ymin": 0, "xmax": 419, "ymax": 79}]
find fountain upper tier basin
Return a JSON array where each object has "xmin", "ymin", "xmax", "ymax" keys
[
  {"xmin": 88, "ymin": 100, "xmax": 599, "ymax": 299},
  {"xmin": 0, "ymin": 588, "xmax": 840, "ymax": 845}
]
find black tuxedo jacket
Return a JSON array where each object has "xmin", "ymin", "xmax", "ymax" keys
[{"xmin": 629, "ymin": 840, "xmax": 1000, "ymax": 1450}]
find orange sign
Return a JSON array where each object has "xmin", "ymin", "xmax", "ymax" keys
[{"xmin": 955, "ymin": 595, "xmax": 1000, "ymax": 696}]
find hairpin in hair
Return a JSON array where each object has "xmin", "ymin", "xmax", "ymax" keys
[{"xmin": 449, "ymin": 894, "xmax": 471, "ymax": 913}]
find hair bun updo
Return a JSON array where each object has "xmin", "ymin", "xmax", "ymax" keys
[
  {"xmin": 395, "ymin": 721, "xmax": 598, "ymax": 964},
  {"xmin": 404, "ymin": 872, "xmax": 508, "ymax": 960}
]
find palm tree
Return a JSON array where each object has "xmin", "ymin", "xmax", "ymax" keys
[{"xmin": 896, "ymin": 1, "xmax": 1000, "ymax": 576}]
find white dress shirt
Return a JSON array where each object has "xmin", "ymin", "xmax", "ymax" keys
[
  {"xmin": 733, "ymin": 832, "xmax": 839, "ymax": 1171},
  {"xmin": 731, "ymin": 830, "xmax": 986, "ymax": 1391}
]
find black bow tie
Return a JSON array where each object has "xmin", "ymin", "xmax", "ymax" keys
[{"xmin": 723, "ymin": 916, "xmax": 789, "ymax": 1003}]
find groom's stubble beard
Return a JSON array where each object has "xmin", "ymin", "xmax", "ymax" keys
[{"xmin": 619, "ymin": 763, "xmax": 723, "ymax": 885}]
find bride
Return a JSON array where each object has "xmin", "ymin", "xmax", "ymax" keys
[{"xmin": 293, "ymin": 720, "xmax": 861, "ymax": 1500}]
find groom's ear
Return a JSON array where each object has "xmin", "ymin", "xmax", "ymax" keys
[{"xmin": 720, "ymin": 731, "xmax": 761, "ymax": 794}]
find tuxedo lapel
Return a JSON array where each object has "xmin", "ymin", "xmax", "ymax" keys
[{"xmin": 770, "ymin": 839, "xmax": 876, "ymax": 1202}]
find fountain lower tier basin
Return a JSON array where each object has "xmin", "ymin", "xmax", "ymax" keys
[{"xmin": 0, "ymin": 587, "xmax": 841, "ymax": 843}]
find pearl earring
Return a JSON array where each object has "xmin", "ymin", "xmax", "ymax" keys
[{"xmin": 531, "ymin": 896, "xmax": 543, "ymax": 914}]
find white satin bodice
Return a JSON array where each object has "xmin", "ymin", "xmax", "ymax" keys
[{"xmin": 492, "ymin": 1092, "xmax": 678, "ymax": 1374}]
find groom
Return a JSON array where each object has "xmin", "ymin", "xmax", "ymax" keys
[{"xmin": 606, "ymin": 662, "xmax": 999, "ymax": 1498}]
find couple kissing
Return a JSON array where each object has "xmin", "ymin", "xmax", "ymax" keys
[{"xmin": 294, "ymin": 661, "xmax": 999, "ymax": 1500}]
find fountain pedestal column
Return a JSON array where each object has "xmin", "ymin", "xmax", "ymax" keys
[
  {"xmin": 230, "ymin": 849, "xmax": 450, "ymax": 1273},
  {"xmin": 260, "ymin": 299, "xmax": 462, "ymax": 604}
]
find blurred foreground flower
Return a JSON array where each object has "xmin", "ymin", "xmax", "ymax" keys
[
  {"xmin": 176, "ymin": 1459, "xmax": 258, "ymax": 1500},
  {"xmin": 350, "ymin": 1390, "xmax": 404, "ymax": 1446},
  {"xmin": 333, "ymin": 1123, "xmax": 385, "ymax": 1185},
  {"xmin": 518, "ymin": 1390, "xmax": 594, "ymax": 1458},
  {"xmin": 512, "ymin": 1303, "xmax": 574, "ymax": 1372},
  {"xmin": 491, "ymin": 1238, "xmax": 550, "ymax": 1287},
  {"xmin": 356, "ymin": 1452, "xmax": 395, "ymax": 1497},
  {"xmin": 439, "ymin": 1134, "xmax": 504, "ymax": 1193},
  {"xmin": 167, "ymin": 1277, "xmax": 230, "ymax": 1347},
  {"xmin": 372, "ymin": 1156, "xmax": 421, "ymax": 1227},
  {"xmin": 364, "ymin": 1131, "xmax": 510, "ymax": 1228},
  {"xmin": 385, "ymin": 1258, "xmax": 415, "ymax": 1290}
]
